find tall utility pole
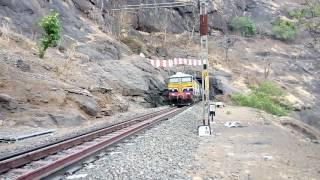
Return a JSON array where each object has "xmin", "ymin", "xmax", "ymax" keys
[{"xmin": 200, "ymin": 0, "xmax": 210, "ymax": 128}]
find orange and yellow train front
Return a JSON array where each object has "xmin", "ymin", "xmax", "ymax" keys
[{"xmin": 167, "ymin": 72, "xmax": 200, "ymax": 105}]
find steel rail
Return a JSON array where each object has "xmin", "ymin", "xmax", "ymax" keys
[
  {"xmin": 0, "ymin": 107, "xmax": 174, "ymax": 174},
  {"xmin": 16, "ymin": 107, "xmax": 185, "ymax": 180},
  {"xmin": 0, "ymin": 106, "xmax": 188, "ymax": 179}
]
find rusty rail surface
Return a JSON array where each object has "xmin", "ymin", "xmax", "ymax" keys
[{"xmin": 0, "ymin": 107, "xmax": 187, "ymax": 179}]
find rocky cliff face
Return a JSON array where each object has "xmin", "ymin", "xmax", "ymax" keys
[
  {"xmin": 0, "ymin": 0, "xmax": 286, "ymax": 39},
  {"xmin": 0, "ymin": 0, "xmax": 170, "ymax": 128},
  {"xmin": 0, "ymin": 0, "xmax": 319, "ymax": 130}
]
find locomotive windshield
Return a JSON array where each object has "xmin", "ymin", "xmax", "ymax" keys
[
  {"xmin": 169, "ymin": 77, "xmax": 192, "ymax": 83},
  {"xmin": 181, "ymin": 77, "xmax": 192, "ymax": 82},
  {"xmin": 169, "ymin": 78, "xmax": 180, "ymax": 83}
]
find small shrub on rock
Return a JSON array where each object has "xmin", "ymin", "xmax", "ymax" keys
[
  {"xmin": 38, "ymin": 12, "xmax": 61, "ymax": 58},
  {"xmin": 229, "ymin": 16, "xmax": 256, "ymax": 36},
  {"xmin": 272, "ymin": 17, "xmax": 297, "ymax": 41}
]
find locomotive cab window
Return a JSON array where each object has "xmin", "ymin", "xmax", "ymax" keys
[
  {"xmin": 169, "ymin": 78, "xmax": 180, "ymax": 83},
  {"xmin": 181, "ymin": 77, "xmax": 192, "ymax": 82}
]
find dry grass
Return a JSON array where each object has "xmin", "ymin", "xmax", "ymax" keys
[
  {"xmin": 0, "ymin": 18, "xmax": 37, "ymax": 52},
  {"xmin": 120, "ymin": 36, "xmax": 146, "ymax": 54},
  {"xmin": 57, "ymin": 43, "xmax": 77, "ymax": 80},
  {"xmin": 0, "ymin": 20, "xmax": 10, "ymax": 42}
]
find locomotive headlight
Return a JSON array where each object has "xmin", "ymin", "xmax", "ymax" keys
[
  {"xmin": 183, "ymin": 88, "xmax": 193, "ymax": 92},
  {"xmin": 170, "ymin": 88, "xmax": 178, "ymax": 92}
]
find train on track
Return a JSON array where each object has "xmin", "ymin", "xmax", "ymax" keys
[{"xmin": 167, "ymin": 72, "xmax": 201, "ymax": 106}]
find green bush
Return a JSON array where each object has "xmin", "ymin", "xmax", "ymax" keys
[
  {"xmin": 251, "ymin": 81, "xmax": 285, "ymax": 97},
  {"xmin": 229, "ymin": 16, "xmax": 256, "ymax": 36},
  {"xmin": 231, "ymin": 81, "xmax": 291, "ymax": 116},
  {"xmin": 38, "ymin": 12, "xmax": 61, "ymax": 58},
  {"xmin": 288, "ymin": 9, "xmax": 305, "ymax": 19},
  {"xmin": 272, "ymin": 17, "xmax": 297, "ymax": 41}
]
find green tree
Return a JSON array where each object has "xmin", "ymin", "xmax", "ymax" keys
[
  {"xmin": 272, "ymin": 17, "xmax": 297, "ymax": 41},
  {"xmin": 38, "ymin": 12, "xmax": 61, "ymax": 58},
  {"xmin": 229, "ymin": 16, "xmax": 256, "ymax": 36}
]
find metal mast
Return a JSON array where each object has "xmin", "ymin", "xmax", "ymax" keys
[{"xmin": 200, "ymin": 0, "xmax": 210, "ymax": 128}]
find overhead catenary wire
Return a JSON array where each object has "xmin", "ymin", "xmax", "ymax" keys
[
  {"xmin": 112, "ymin": 5, "xmax": 193, "ymax": 10},
  {"xmin": 111, "ymin": 0, "xmax": 196, "ymax": 11},
  {"xmin": 125, "ymin": 1, "xmax": 193, "ymax": 7}
]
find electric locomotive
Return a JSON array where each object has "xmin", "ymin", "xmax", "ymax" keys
[{"xmin": 167, "ymin": 72, "xmax": 201, "ymax": 106}]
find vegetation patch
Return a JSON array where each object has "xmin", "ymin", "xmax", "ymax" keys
[
  {"xmin": 272, "ymin": 17, "xmax": 297, "ymax": 41},
  {"xmin": 285, "ymin": 1, "xmax": 320, "ymax": 44},
  {"xmin": 231, "ymin": 81, "xmax": 292, "ymax": 116},
  {"xmin": 229, "ymin": 16, "xmax": 256, "ymax": 36},
  {"xmin": 290, "ymin": 1, "xmax": 320, "ymax": 18},
  {"xmin": 288, "ymin": 9, "xmax": 305, "ymax": 19},
  {"xmin": 38, "ymin": 11, "xmax": 61, "ymax": 58}
]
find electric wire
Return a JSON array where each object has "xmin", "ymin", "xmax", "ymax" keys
[{"xmin": 111, "ymin": 0, "xmax": 196, "ymax": 11}]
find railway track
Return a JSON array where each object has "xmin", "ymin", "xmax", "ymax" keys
[{"xmin": 0, "ymin": 106, "xmax": 188, "ymax": 180}]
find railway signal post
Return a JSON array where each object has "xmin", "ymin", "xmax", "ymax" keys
[{"xmin": 198, "ymin": 0, "xmax": 211, "ymax": 136}]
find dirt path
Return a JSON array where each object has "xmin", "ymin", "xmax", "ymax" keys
[{"xmin": 190, "ymin": 106, "xmax": 320, "ymax": 180}]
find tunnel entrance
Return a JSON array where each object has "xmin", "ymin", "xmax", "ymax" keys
[{"xmin": 195, "ymin": 76, "xmax": 224, "ymax": 100}]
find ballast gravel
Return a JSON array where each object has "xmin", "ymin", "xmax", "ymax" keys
[
  {"xmin": 0, "ymin": 106, "xmax": 167, "ymax": 160},
  {"xmin": 72, "ymin": 104, "xmax": 202, "ymax": 180}
]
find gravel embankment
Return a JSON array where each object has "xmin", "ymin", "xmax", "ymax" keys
[
  {"xmin": 70, "ymin": 104, "xmax": 202, "ymax": 180},
  {"xmin": 0, "ymin": 106, "xmax": 168, "ymax": 160}
]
